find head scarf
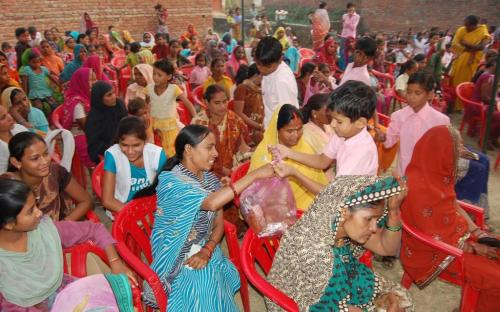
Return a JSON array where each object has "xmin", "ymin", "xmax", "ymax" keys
[
  {"xmin": 140, "ymin": 32, "xmax": 155, "ymax": 49},
  {"xmin": 40, "ymin": 41, "xmax": 64, "ymax": 75},
  {"xmin": 316, "ymin": 37, "xmax": 338, "ymax": 72},
  {"xmin": 61, "ymin": 67, "xmax": 92, "ymax": 129},
  {"xmin": 82, "ymin": 55, "xmax": 108, "ymax": 81},
  {"xmin": 400, "ymin": 125, "xmax": 469, "ymax": 288},
  {"xmin": 133, "ymin": 63, "xmax": 154, "ymax": 84},
  {"xmin": 0, "ymin": 63, "xmax": 20, "ymax": 92},
  {"xmin": 60, "ymin": 44, "xmax": 87, "ymax": 82},
  {"xmin": 249, "ymin": 106, "xmax": 327, "ymax": 210},
  {"xmin": 273, "ymin": 26, "xmax": 289, "ymax": 50},
  {"xmin": 205, "ymin": 40, "xmax": 219, "ymax": 62},
  {"xmin": 137, "ymin": 49, "xmax": 155, "ymax": 65},
  {"xmin": 339, "ymin": 36, "xmax": 355, "ymax": 71},
  {"xmin": 122, "ymin": 30, "xmax": 135, "ymax": 43},
  {"xmin": 267, "ymin": 176, "xmax": 404, "ymax": 311},
  {"xmin": 221, "ymin": 32, "xmax": 236, "ymax": 54},
  {"xmin": 85, "ymin": 80, "xmax": 127, "ymax": 163},
  {"xmin": 181, "ymin": 23, "xmax": 198, "ymax": 42},
  {"xmin": 225, "ymin": 45, "xmax": 247, "ymax": 77},
  {"xmin": 0, "ymin": 216, "xmax": 63, "ymax": 307},
  {"xmin": 80, "ymin": 12, "xmax": 97, "ymax": 34},
  {"xmin": 0, "ymin": 52, "xmax": 20, "ymax": 84}
]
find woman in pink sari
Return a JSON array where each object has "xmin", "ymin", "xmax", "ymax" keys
[
  {"xmin": 62, "ymin": 67, "xmax": 96, "ymax": 168},
  {"xmin": 83, "ymin": 55, "xmax": 109, "ymax": 82},
  {"xmin": 311, "ymin": 1, "xmax": 331, "ymax": 50},
  {"xmin": 225, "ymin": 45, "xmax": 247, "ymax": 81}
]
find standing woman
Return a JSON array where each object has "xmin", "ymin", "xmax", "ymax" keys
[
  {"xmin": 85, "ymin": 81, "xmax": 127, "ymax": 164},
  {"xmin": 311, "ymin": 1, "xmax": 331, "ymax": 50},
  {"xmin": 80, "ymin": 12, "xmax": 98, "ymax": 36}
]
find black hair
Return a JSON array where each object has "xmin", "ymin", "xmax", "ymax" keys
[
  {"xmin": 181, "ymin": 40, "xmax": 190, "ymax": 49},
  {"xmin": 0, "ymin": 50, "xmax": 6, "ymax": 59},
  {"xmin": 15, "ymin": 27, "xmax": 28, "ymax": 38},
  {"xmin": 169, "ymin": 39, "xmax": 179, "ymax": 46},
  {"xmin": 28, "ymin": 26, "xmax": 37, "ymax": 34},
  {"xmin": 465, "ymin": 15, "xmax": 479, "ymax": 26},
  {"xmin": 302, "ymin": 93, "xmax": 330, "ymax": 123},
  {"xmin": 428, "ymin": 31, "xmax": 439, "ymax": 39},
  {"xmin": 130, "ymin": 42, "xmax": 141, "ymax": 53},
  {"xmin": 254, "ymin": 37, "xmax": 283, "ymax": 66},
  {"xmin": 1, "ymin": 42, "xmax": 11, "ymax": 51},
  {"xmin": 247, "ymin": 63, "xmax": 260, "ymax": 78},
  {"xmin": 222, "ymin": 33, "xmax": 232, "ymax": 45},
  {"xmin": 0, "ymin": 179, "xmax": 32, "ymax": 228},
  {"xmin": 210, "ymin": 57, "xmax": 224, "ymax": 68},
  {"xmin": 27, "ymin": 51, "xmax": 40, "ymax": 62},
  {"xmin": 194, "ymin": 53, "xmax": 207, "ymax": 64},
  {"xmin": 116, "ymin": 116, "xmax": 147, "ymax": 142},
  {"xmin": 153, "ymin": 59, "xmax": 175, "ymax": 75},
  {"xmin": 65, "ymin": 37, "xmax": 75, "ymax": 45},
  {"xmin": 319, "ymin": 1, "xmax": 327, "ymax": 9},
  {"xmin": 346, "ymin": 2, "xmax": 356, "ymax": 9},
  {"xmin": 127, "ymin": 97, "xmax": 147, "ymax": 115},
  {"xmin": 318, "ymin": 63, "xmax": 330, "ymax": 72},
  {"xmin": 134, "ymin": 125, "xmax": 211, "ymax": 198},
  {"xmin": 87, "ymin": 44, "xmax": 96, "ymax": 51},
  {"xmin": 8, "ymin": 132, "xmax": 46, "ymax": 172},
  {"xmin": 327, "ymin": 80, "xmax": 376, "ymax": 121},
  {"xmin": 299, "ymin": 62, "xmax": 317, "ymax": 79},
  {"xmin": 277, "ymin": 104, "xmax": 303, "ymax": 130},
  {"xmin": 155, "ymin": 33, "xmax": 169, "ymax": 41},
  {"xmin": 235, "ymin": 64, "xmax": 249, "ymax": 85},
  {"xmin": 407, "ymin": 70, "xmax": 435, "ymax": 92},
  {"xmin": 9, "ymin": 88, "xmax": 24, "ymax": 105},
  {"xmin": 413, "ymin": 54, "xmax": 425, "ymax": 63},
  {"xmin": 399, "ymin": 59, "xmax": 417, "ymax": 76},
  {"xmin": 355, "ymin": 37, "xmax": 377, "ymax": 58},
  {"xmin": 76, "ymin": 34, "xmax": 87, "ymax": 44},
  {"xmin": 108, "ymin": 25, "xmax": 114, "ymax": 31},
  {"xmin": 204, "ymin": 84, "xmax": 226, "ymax": 102}
]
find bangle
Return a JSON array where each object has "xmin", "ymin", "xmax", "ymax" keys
[
  {"xmin": 109, "ymin": 257, "xmax": 120, "ymax": 264},
  {"xmin": 385, "ymin": 223, "xmax": 402, "ymax": 232},
  {"xmin": 202, "ymin": 246, "xmax": 213, "ymax": 258},
  {"xmin": 228, "ymin": 182, "xmax": 238, "ymax": 199}
]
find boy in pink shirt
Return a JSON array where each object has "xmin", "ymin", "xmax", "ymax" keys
[
  {"xmin": 339, "ymin": 36, "xmax": 377, "ymax": 87},
  {"xmin": 272, "ymin": 80, "xmax": 378, "ymax": 177},
  {"xmin": 380, "ymin": 71, "xmax": 450, "ymax": 175}
]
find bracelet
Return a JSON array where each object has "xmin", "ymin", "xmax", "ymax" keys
[
  {"xmin": 109, "ymin": 257, "xmax": 120, "ymax": 264},
  {"xmin": 384, "ymin": 223, "xmax": 402, "ymax": 232},
  {"xmin": 228, "ymin": 182, "xmax": 239, "ymax": 199},
  {"xmin": 201, "ymin": 246, "xmax": 213, "ymax": 258},
  {"xmin": 204, "ymin": 242, "xmax": 215, "ymax": 253}
]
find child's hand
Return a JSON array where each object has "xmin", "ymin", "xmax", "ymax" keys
[
  {"xmin": 373, "ymin": 127, "xmax": 386, "ymax": 142},
  {"xmin": 268, "ymin": 144, "xmax": 289, "ymax": 161}
]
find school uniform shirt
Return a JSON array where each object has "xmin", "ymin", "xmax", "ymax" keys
[
  {"xmin": 395, "ymin": 73, "xmax": 410, "ymax": 92},
  {"xmin": 339, "ymin": 63, "xmax": 371, "ymax": 87},
  {"xmin": 322, "ymin": 128, "xmax": 378, "ymax": 177},
  {"xmin": 341, "ymin": 13, "xmax": 360, "ymax": 39},
  {"xmin": 262, "ymin": 62, "xmax": 299, "ymax": 127},
  {"xmin": 384, "ymin": 103, "xmax": 450, "ymax": 175}
]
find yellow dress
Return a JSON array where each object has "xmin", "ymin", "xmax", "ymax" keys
[{"xmin": 249, "ymin": 106, "xmax": 328, "ymax": 211}]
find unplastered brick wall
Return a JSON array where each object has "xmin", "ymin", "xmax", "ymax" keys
[
  {"xmin": 0, "ymin": 0, "xmax": 213, "ymax": 45},
  {"xmin": 262, "ymin": 0, "xmax": 500, "ymax": 33}
]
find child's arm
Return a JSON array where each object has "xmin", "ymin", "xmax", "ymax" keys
[
  {"xmin": 178, "ymin": 93, "xmax": 196, "ymax": 117},
  {"xmin": 273, "ymin": 162, "xmax": 325, "ymax": 195},
  {"xmin": 271, "ymin": 144, "xmax": 333, "ymax": 170},
  {"xmin": 381, "ymin": 115, "xmax": 401, "ymax": 148}
]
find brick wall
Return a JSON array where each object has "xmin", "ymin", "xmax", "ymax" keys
[
  {"xmin": 262, "ymin": 0, "xmax": 500, "ymax": 33},
  {"xmin": 0, "ymin": 0, "xmax": 213, "ymax": 44}
]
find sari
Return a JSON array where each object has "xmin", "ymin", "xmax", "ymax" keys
[
  {"xmin": 225, "ymin": 46, "xmax": 247, "ymax": 78},
  {"xmin": 181, "ymin": 24, "xmax": 198, "ymax": 42},
  {"xmin": 313, "ymin": 37, "xmax": 338, "ymax": 73},
  {"xmin": 311, "ymin": 8, "xmax": 330, "ymax": 50},
  {"xmin": 83, "ymin": 55, "xmax": 109, "ymax": 81},
  {"xmin": 450, "ymin": 25, "xmax": 489, "ymax": 109},
  {"xmin": 122, "ymin": 31, "xmax": 135, "ymax": 44},
  {"xmin": 339, "ymin": 37, "xmax": 355, "ymax": 71},
  {"xmin": 284, "ymin": 46, "xmax": 301, "ymax": 74},
  {"xmin": 249, "ymin": 106, "xmax": 328, "ymax": 211},
  {"xmin": 302, "ymin": 121, "xmax": 334, "ymax": 180},
  {"xmin": 267, "ymin": 176, "xmax": 413, "ymax": 312},
  {"xmin": 400, "ymin": 125, "xmax": 500, "ymax": 312},
  {"xmin": 40, "ymin": 47, "xmax": 64, "ymax": 76},
  {"xmin": 0, "ymin": 63, "xmax": 20, "ymax": 90},
  {"xmin": 191, "ymin": 109, "xmax": 249, "ymax": 177},
  {"xmin": 367, "ymin": 119, "xmax": 399, "ymax": 173},
  {"xmin": 0, "ymin": 51, "xmax": 20, "ymax": 83},
  {"xmin": 273, "ymin": 27, "xmax": 290, "ymax": 50},
  {"xmin": 80, "ymin": 12, "xmax": 98, "ymax": 35},
  {"xmin": 143, "ymin": 164, "xmax": 240, "ymax": 311},
  {"xmin": 233, "ymin": 79, "xmax": 265, "ymax": 145},
  {"xmin": 60, "ymin": 44, "xmax": 87, "ymax": 82}
]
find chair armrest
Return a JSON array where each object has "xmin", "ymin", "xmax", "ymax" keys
[
  {"xmin": 401, "ymin": 219, "xmax": 464, "ymax": 258},
  {"xmin": 458, "ymin": 201, "xmax": 485, "ymax": 229}
]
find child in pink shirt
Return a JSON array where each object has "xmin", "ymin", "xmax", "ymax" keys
[
  {"xmin": 341, "ymin": 3, "xmax": 360, "ymax": 39},
  {"xmin": 272, "ymin": 80, "xmax": 379, "ymax": 178},
  {"xmin": 189, "ymin": 53, "xmax": 211, "ymax": 89},
  {"xmin": 381, "ymin": 71, "xmax": 450, "ymax": 175},
  {"xmin": 339, "ymin": 36, "xmax": 377, "ymax": 87}
]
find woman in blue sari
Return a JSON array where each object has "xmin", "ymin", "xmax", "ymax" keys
[
  {"xmin": 60, "ymin": 44, "xmax": 87, "ymax": 83},
  {"xmin": 139, "ymin": 125, "xmax": 274, "ymax": 311}
]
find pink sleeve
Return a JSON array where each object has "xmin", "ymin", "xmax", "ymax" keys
[
  {"xmin": 322, "ymin": 135, "xmax": 340, "ymax": 160},
  {"xmin": 384, "ymin": 113, "xmax": 401, "ymax": 148},
  {"xmin": 55, "ymin": 220, "xmax": 116, "ymax": 250}
]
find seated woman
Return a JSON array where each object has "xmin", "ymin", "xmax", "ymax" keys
[
  {"xmin": 471, "ymin": 59, "xmax": 500, "ymax": 147},
  {"xmin": 3, "ymin": 132, "xmax": 92, "ymax": 221},
  {"xmin": 0, "ymin": 178, "xmax": 137, "ymax": 311},
  {"xmin": 85, "ymin": 81, "xmax": 128, "ymax": 164},
  {"xmin": 203, "ymin": 58, "xmax": 234, "ymax": 100},
  {"xmin": 125, "ymin": 64, "xmax": 154, "ymax": 106},
  {"xmin": 102, "ymin": 116, "xmax": 166, "ymax": 214},
  {"xmin": 0, "ymin": 105, "xmax": 28, "ymax": 174},
  {"xmin": 296, "ymin": 62, "xmax": 316, "ymax": 106},
  {"xmin": 60, "ymin": 44, "xmax": 87, "ymax": 83},
  {"xmin": 191, "ymin": 85, "xmax": 250, "ymax": 177},
  {"xmin": 83, "ymin": 55, "xmax": 110, "ymax": 81},
  {"xmin": 250, "ymin": 104, "xmax": 328, "ymax": 211},
  {"xmin": 233, "ymin": 63, "xmax": 264, "ymax": 146},
  {"xmin": 40, "ymin": 39, "xmax": 64, "ymax": 76},
  {"xmin": 267, "ymin": 176, "xmax": 413, "ymax": 312},
  {"xmin": 400, "ymin": 125, "xmax": 500, "ymax": 312},
  {"xmin": 138, "ymin": 125, "xmax": 275, "ymax": 310},
  {"xmin": 1, "ymin": 87, "xmax": 49, "ymax": 132},
  {"xmin": 313, "ymin": 36, "xmax": 339, "ymax": 75},
  {"xmin": 225, "ymin": 45, "xmax": 247, "ymax": 81}
]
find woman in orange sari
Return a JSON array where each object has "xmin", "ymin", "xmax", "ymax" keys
[
  {"xmin": 400, "ymin": 125, "xmax": 500, "ymax": 312},
  {"xmin": 450, "ymin": 15, "xmax": 490, "ymax": 110},
  {"xmin": 311, "ymin": 1, "xmax": 331, "ymax": 50}
]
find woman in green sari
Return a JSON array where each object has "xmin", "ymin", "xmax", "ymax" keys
[{"xmin": 267, "ymin": 176, "xmax": 414, "ymax": 312}]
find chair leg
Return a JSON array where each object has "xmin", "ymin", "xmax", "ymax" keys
[
  {"xmin": 240, "ymin": 275, "xmax": 251, "ymax": 312},
  {"xmin": 400, "ymin": 272, "xmax": 413, "ymax": 289},
  {"xmin": 460, "ymin": 283, "xmax": 479, "ymax": 312}
]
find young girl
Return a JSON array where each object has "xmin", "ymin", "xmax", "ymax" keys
[
  {"xmin": 394, "ymin": 59, "xmax": 418, "ymax": 98},
  {"xmin": 303, "ymin": 63, "xmax": 336, "ymax": 105},
  {"xmin": 102, "ymin": 116, "xmax": 166, "ymax": 214},
  {"xmin": 148, "ymin": 59, "xmax": 196, "ymax": 156},
  {"xmin": 167, "ymin": 39, "xmax": 191, "ymax": 68},
  {"xmin": 3, "ymin": 131, "xmax": 92, "ymax": 221},
  {"xmin": 202, "ymin": 58, "xmax": 233, "ymax": 100},
  {"xmin": 125, "ymin": 64, "xmax": 154, "ymax": 105},
  {"xmin": 128, "ymin": 97, "xmax": 154, "ymax": 143},
  {"xmin": 189, "ymin": 53, "xmax": 211, "ymax": 89},
  {"xmin": 225, "ymin": 45, "xmax": 247, "ymax": 80},
  {"xmin": 19, "ymin": 51, "xmax": 59, "ymax": 114},
  {"xmin": 0, "ymin": 178, "xmax": 136, "ymax": 311}
]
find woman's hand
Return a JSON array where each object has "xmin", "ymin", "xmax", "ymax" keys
[
  {"xmin": 467, "ymin": 242, "xmax": 498, "ymax": 260},
  {"xmin": 110, "ymin": 260, "xmax": 139, "ymax": 287},
  {"xmin": 272, "ymin": 162, "xmax": 295, "ymax": 179},
  {"xmin": 268, "ymin": 144, "xmax": 290, "ymax": 161},
  {"xmin": 387, "ymin": 176, "xmax": 408, "ymax": 213},
  {"xmin": 185, "ymin": 251, "xmax": 210, "ymax": 269},
  {"xmin": 254, "ymin": 163, "xmax": 276, "ymax": 179}
]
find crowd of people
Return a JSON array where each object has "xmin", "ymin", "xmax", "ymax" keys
[{"xmin": 0, "ymin": 2, "xmax": 499, "ymax": 311}]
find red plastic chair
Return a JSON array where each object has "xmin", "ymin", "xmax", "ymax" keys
[
  {"xmin": 91, "ymin": 161, "xmax": 104, "ymax": 200},
  {"xmin": 111, "ymin": 56, "xmax": 131, "ymax": 98},
  {"xmin": 112, "ymin": 196, "xmax": 250, "ymax": 312},
  {"xmin": 241, "ymin": 229, "xmax": 373, "ymax": 312},
  {"xmin": 63, "ymin": 241, "xmax": 143, "ymax": 311},
  {"xmin": 400, "ymin": 201, "xmax": 484, "ymax": 312},
  {"xmin": 377, "ymin": 112, "xmax": 390, "ymax": 127},
  {"xmin": 230, "ymin": 161, "xmax": 250, "ymax": 206},
  {"xmin": 298, "ymin": 48, "xmax": 315, "ymax": 59},
  {"xmin": 177, "ymin": 101, "xmax": 192, "ymax": 125},
  {"xmin": 391, "ymin": 85, "xmax": 407, "ymax": 111},
  {"xmin": 456, "ymin": 82, "xmax": 486, "ymax": 146},
  {"xmin": 192, "ymin": 85, "xmax": 207, "ymax": 110}
]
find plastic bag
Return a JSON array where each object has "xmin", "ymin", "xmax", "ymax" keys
[{"xmin": 240, "ymin": 177, "xmax": 297, "ymax": 237}]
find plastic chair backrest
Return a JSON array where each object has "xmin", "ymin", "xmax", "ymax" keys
[
  {"xmin": 92, "ymin": 161, "xmax": 104, "ymax": 200},
  {"xmin": 456, "ymin": 82, "xmax": 481, "ymax": 106},
  {"xmin": 111, "ymin": 56, "xmax": 126, "ymax": 68},
  {"xmin": 230, "ymin": 161, "xmax": 250, "ymax": 206},
  {"xmin": 372, "ymin": 70, "xmax": 395, "ymax": 89},
  {"xmin": 299, "ymin": 48, "xmax": 315, "ymax": 59},
  {"xmin": 377, "ymin": 113, "xmax": 390, "ymax": 127},
  {"xmin": 192, "ymin": 85, "xmax": 207, "ymax": 109},
  {"xmin": 177, "ymin": 101, "xmax": 192, "ymax": 125},
  {"xmin": 51, "ymin": 105, "xmax": 64, "ymax": 129}
]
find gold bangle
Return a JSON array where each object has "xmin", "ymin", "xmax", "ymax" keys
[{"xmin": 109, "ymin": 257, "xmax": 120, "ymax": 264}]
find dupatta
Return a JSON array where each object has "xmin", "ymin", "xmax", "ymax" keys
[{"xmin": 61, "ymin": 67, "xmax": 92, "ymax": 129}]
